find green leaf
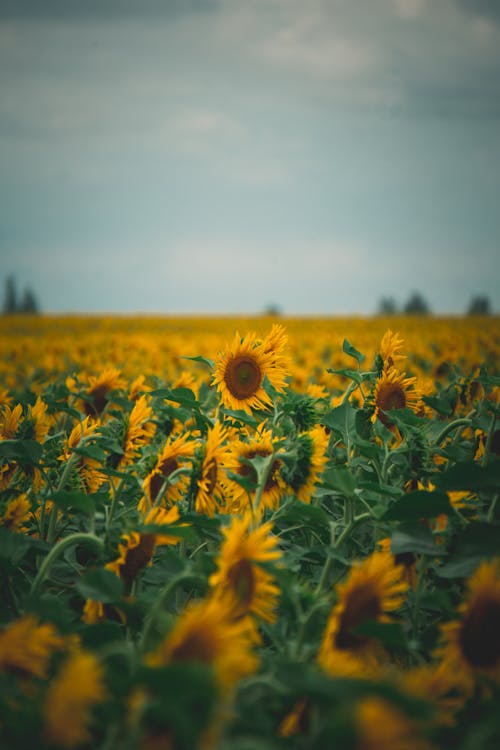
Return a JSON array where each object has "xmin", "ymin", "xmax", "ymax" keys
[
  {"xmin": 435, "ymin": 460, "xmax": 500, "ymax": 492},
  {"xmin": 220, "ymin": 408, "xmax": 260, "ymax": 427},
  {"xmin": 75, "ymin": 567, "xmax": 124, "ymax": 603},
  {"xmin": 381, "ymin": 491, "xmax": 452, "ymax": 521},
  {"xmin": 274, "ymin": 500, "xmax": 331, "ymax": 532},
  {"xmin": 0, "ymin": 439, "xmax": 42, "ymax": 465},
  {"xmin": 72, "ymin": 444, "xmax": 107, "ymax": 463},
  {"xmin": 322, "ymin": 465, "xmax": 357, "ymax": 498},
  {"xmin": 0, "ymin": 527, "xmax": 32, "ymax": 568},
  {"xmin": 53, "ymin": 490, "xmax": 96, "ymax": 516},
  {"xmin": 391, "ymin": 522, "xmax": 442, "ymax": 556},
  {"xmin": 150, "ymin": 387, "xmax": 199, "ymax": 408},
  {"xmin": 321, "ymin": 401, "xmax": 356, "ymax": 440},
  {"xmin": 181, "ymin": 355, "xmax": 215, "ymax": 368},
  {"xmin": 435, "ymin": 556, "xmax": 484, "ymax": 579},
  {"xmin": 342, "ymin": 338, "xmax": 366, "ymax": 365}
]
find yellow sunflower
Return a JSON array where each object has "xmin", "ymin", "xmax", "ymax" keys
[
  {"xmin": 0, "ymin": 402, "xmax": 22, "ymax": 439},
  {"xmin": 118, "ymin": 394, "xmax": 156, "ymax": 470},
  {"xmin": 355, "ymin": 696, "xmax": 431, "ymax": 750},
  {"xmin": 223, "ymin": 428, "xmax": 285, "ymax": 514},
  {"xmin": 209, "ymin": 513, "xmax": 282, "ymax": 623},
  {"xmin": 59, "ymin": 416, "xmax": 106, "ymax": 493},
  {"xmin": 105, "ymin": 506, "xmax": 181, "ymax": 592},
  {"xmin": 372, "ymin": 368, "xmax": 421, "ymax": 428},
  {"xmin": 142, "ymin": 433, "xmax": 196, "ymax": 510},
  {"xmin": 194, "ymin": 421, "xmax": 228, "ymax": 516},
  {"xmin": 212, "ymin": 330, "xmax": 288, "ymax": 414},
  {"xmin": 379, "ymin": 330, "xmax": 406, "ymax": 371},
  {"xmin": 285, "ymin": 425, "xmax": 329, "ymax": 504},
  {"xmin": 0, "ymin": 615, "xmax": 66, "ymax": 679},
  {"xmin": 81, "ymin": 367, "xmax": 123, "ymax": 417},
  {"xmin": 318, "ymin": 551, "xmax": 408, "ymax": 677},
  {"xmin": 147, "ymin": 595, "xmax": 258, "ymax": 694},
  {"xmin": 44, "ymin": 649, "xmax": 105, "ymax": 748},
  {"xmin": 29, "ymin": 396, "xmax": 52, "ymax": 443},
  {"xmin": 0, "ymin": 493, "xmax": 31, "ymax": 532},
  {"xmin": 436, "ymin": 558, "xmax": 500, "ymax": 693}
]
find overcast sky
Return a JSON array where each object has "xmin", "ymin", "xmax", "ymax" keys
[{"xmin": 1, "ymin": 0, "xmax": 499, "ymax": 314}]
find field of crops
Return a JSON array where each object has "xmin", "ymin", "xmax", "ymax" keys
[{"xmin": 1, "ymin": 314, "xmax": 499, "ymax": 750}]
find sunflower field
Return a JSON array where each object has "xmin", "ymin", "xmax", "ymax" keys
[{"xmin": 1, "ymin": 314, "xmax": 499, "ymax": 750}]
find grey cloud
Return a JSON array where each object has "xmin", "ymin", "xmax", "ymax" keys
[
  {"xmin": 453, "ymin": 0, "xmax": 500, "ymax": 24},
  {"xmin": 0, "ymin": 0, "xmax": 216, "ymax": 22}
]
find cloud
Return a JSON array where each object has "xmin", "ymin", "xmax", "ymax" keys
[{"xmin": 0, "ymin": 0, "xmax": 217, "ymax": 22}]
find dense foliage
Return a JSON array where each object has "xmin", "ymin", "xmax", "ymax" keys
[{"xmin": 1, "ymin": 315, "xmax": 499, "ymax": 750}]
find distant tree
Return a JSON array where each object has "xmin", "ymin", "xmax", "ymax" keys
[
  {"xmin": 377, "ymin": 297, "xmax": 398, "ymax": 315},
  {"xmin": 263, "ymin": 303, "xmax": 281, "ymax": 317},
  {"xmin": 467, "ymin": 295, "xmax": 491, "ymax": 316},
  {"xmin": 403, "ymin": 291, "xmax": 431, "ymax": 315},
  {"xmin": 3, "ymin": 275, "xmax": 18, "ymax": 314},
  {"xmin": 20, "ymin": 287, "xmax": 40, "ymax": 314}
]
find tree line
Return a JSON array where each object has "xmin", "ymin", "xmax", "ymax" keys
[
  {"xmin": 377, "ymin": 291, "xmax": 493, "ymax": 316},
  {"xmin": 2, "ymin": 276, "xmax": 40, "ymax": 315}
]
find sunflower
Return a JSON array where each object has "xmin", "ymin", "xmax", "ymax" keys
[
  {"xmin": 379, "ymin": 330, "xmax": 406, "ymax": 371},
  {"xmin": 0, "ymin": 493, "xmax": 31, "ymax": 532},
  {"xmin": 318, "ymin": 551, "xmax": 408, "ymax": 677},
  {"xmin": 0, "ymin": 615, "xmax": 66, "ymax": 679},
  {"xmin": 0, "ymin": 402, "xmax": 22, "ymax": 439},
  {"xmin": 44, "ymin": 649, "xmax": 105, "ymax": 748},
  {"xmin": 81, "ymin": 367, "xmax": 123, "ymax": 417},
  {"xmin": 105, "ymin": 506, "xmax": 181, "ymax": 592},
  {"xmin": 437, "ymin": 558, "xmax": 500, "ymax": 692},
  {"xmin": 372, "ymin": 368, "xmax": 421, "ymax": 428},
  {"xmin": 194, "ymin": 421, "xmax": 228, "ymax": 517},
  {"xmin": 212, "ymin": 330, "xmax": 288, "ymax": 414},
  {"xmin": 117, "ymin": 394, "xmax": 156, "ymax": 470},
  {"xmin": 142, "ymin": 433, "xmax": 196, "ymax": 510},
  {"xmin": 59, "ymin": 416, "xmax": 106, "ymax": 493},
  {"xmin": 28, "ymin": 396, "xmax": 52, "ymax": 443},
  {"xmin": 209, "ymin": 513, "xmax": 282, "ymax": 623},
  {"xmin": 284, "ymin": 425, "xmax": 329, "ymax": 504},
  {"xmin": 223, "ymin": 428, "xmax": 285, "ymax": 514},
  {"xmin": 147, "ymin": 595, "xmax": 258, "ymax": 694},
  {"xmin": 354, "ymin": 696, "xmax": 430, "ymax": 750}
]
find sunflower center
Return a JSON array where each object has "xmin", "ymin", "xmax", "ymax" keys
[
  {"xmin": 225, "ymin": 356, "xmax": 262, "ymax": 400},
  {"xmin": 334, "ymin": 583, "xmax": 381, "ymax": 651},
  {"xmin": 204, "ymin": 459, "xmax": 218, "ymax": 495},
  {"xmin": 84, "ymin": 384, "xmax": 109, "ymax": 416},
  {"xmin": 169, "ymin": 630, "xmax": 215, "ymax": 664},
  {"xmin": 227, "ymin": 558, "xmax": 256, "ymax": 618},
  {"xmin": 121, "ymin": 533, "xmax": 156, "ymax": 591},
  {"xmin": 149, "ymin": 458, "xmax": 179, "ymax": 501},
  {"xmin": 377, "ymin": 383, "xmax": 407, "ymax": 426},
  {"xmin": 459, "ymin": 597, "xmax": 500, "ymax": 668}
]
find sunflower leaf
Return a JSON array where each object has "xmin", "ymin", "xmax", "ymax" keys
[
  {"xmin": 75, "ymin": 567, "xmax": 124, "ymax": 603},
  {"xmin": 342, "ymin": 338, "xmax": 366, "ymax": 365},
  {"xmin": 381, "ymin": 490, "xmax": 452, "ymax": 521}
]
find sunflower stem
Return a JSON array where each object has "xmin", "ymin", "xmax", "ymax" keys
[
  {"xmin": 314, "ymin": 513, "xmax": 371, "ymax": 596},
  {"xmin": 30, "ymin": 532, "xmax": 104, "ymax": 598},
  {"xmin": 46, "ymin": 450, "xmax": 81, "ymax": 543},
  {"xmin": 481, "ymin": 412, "xmax": 497, "ymax": 467},
  {"xmin": 140, "ymin": 572, "xmax": 206, "ymax": 652},
  {"xmin": 435, "ymin": 418, "xmax": 473, "ymax": 446},
  {"xmin": 152, "ymin": 467, "xmax": 192, "ymax": 508},
  {"xmin": 487, "ymin": 494, "xmax": 499, "ymax": 523}
]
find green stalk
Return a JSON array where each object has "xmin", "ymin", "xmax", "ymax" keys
[
  {"xmin": 314, "ymin": 513, "xmax": 372, "ymax": 596},
  {"xmin": 481, "ymin": 412, "xmax": 497, "ymax": 467},
  {"xmin": 435, "ymin": 418, "xmax": 473, "ymax": 446},
  {"xmin": 30, "ymin": 532, "xmax": 104, "ymax": 598},
  {"xmin": 140, "ymin": 572, "xmax": 206, "ymax": 652}
]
